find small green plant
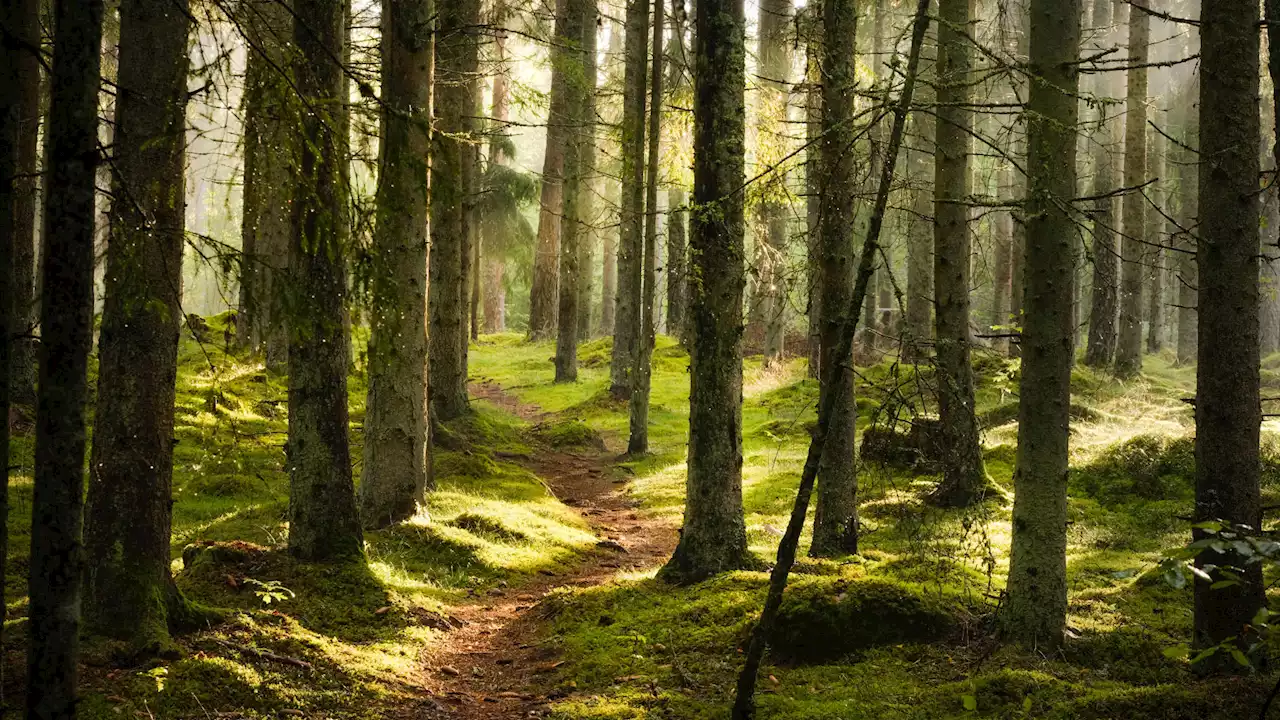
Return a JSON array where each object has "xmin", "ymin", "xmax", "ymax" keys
[
  {"xmin": 242, "ymin": 577, "xmax": 296, "ymax": 605},
  {"xmin": 140, "ymin": 666, "xmax": 168, "ymax": 692}
]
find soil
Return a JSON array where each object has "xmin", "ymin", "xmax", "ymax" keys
[{"xmin": 418, "ymin": 380, "xmax": 678, "ymax": 718}]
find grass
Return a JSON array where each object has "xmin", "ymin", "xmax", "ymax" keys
[{"xmin": 3, "ymin": 324, "xmax": 1274, "ymax": 718}]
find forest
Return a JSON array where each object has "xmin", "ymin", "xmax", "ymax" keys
[{"xmin": 0, "ymin": 0, "xmax": 1276, "ymax": 717}]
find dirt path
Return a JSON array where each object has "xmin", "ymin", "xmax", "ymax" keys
[{"xmin": 418, "ymin": 380, "xmax": 677, "ymax": 718}]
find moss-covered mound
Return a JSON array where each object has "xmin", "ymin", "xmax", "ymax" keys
[
  {"xmin": 532, "ymin": 418, "xmax": 606, "ymax": 451},
  {"xmin": 1070, "ymin": 434, "xmax": 1195, "ymax": 505},
  {"xmin": 771, "ymin": 579, "xmax": 959, "ymax": 663}
]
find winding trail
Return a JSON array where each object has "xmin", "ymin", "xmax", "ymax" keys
[{"xmin": 418, "ymin": 380, "xmax": 677, "ymax": 718}]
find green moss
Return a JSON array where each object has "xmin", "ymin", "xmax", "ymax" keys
[
  {"xmin": 1070, "ymin": 434, "xmax": 1195, "ymax": 505},
  {"xmin": 532, "ymin": 418, "xmax": 606, "ymax": 450},
  {"xmin": 771, "ymin": 579, "xmax": 960, "ymax": 663}
]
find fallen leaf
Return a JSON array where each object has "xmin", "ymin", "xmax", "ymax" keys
[
  {"xmin": 439, "ymin": 666, "xmax": 461, "ymax": 677},
  {"xmin": 374, "ymin": 606, "xmax": 392, "ymax": 615}
]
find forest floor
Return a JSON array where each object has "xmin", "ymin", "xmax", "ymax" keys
[
  {"xmin": 4, "ymin": 320, "xmax": 1280, "ymax": 718},
  {"xmin": 419, "ymin": 381, "xmax": 677, "ymax": 718}
]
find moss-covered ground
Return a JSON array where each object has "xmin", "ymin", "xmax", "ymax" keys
[{"xmin": 3, "ymin": 324, "xmax": 1276, "ymax": 718}]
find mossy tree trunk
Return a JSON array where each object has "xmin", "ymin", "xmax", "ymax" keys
[
  {"xmin": 659, "ymin": 0, "xmax": 751, "ymax": 583},
  {"xmin": 808, "ymin": 0, "xmax": 857, "ymax": 558},
  {"xmin": 1193, "ymin": 0, "xmax": 1265, "ymax": 661},
  {"xmin": 429, "ymin": 0, "xmax": 479, "ymax": 421},
  {"xmin": 6, "ymin": 0, "xmax": 39, "ymax": 407},
  {"xmin": 928, "ymin": 0, "xmax": 987, "ymax": 508},
  {"xmin": 84, "ymin": 0, "xmax": 200, "ymax": 657},
  {"xmin": 1003, "ymin": 0, "xmax": 1080, "ymax": 651},
  {"xmin": 27, "ymin": 0, "xmax": 103, "ymax": 712},
  {"xmin": 554, "ymin": 0, "xmax": 593, "ymax": 382},
  {"xmin": 238, "ymin": 0, "xmax": 294, "ymax": 370},
  {"xmin": 1083, "ymin": 0, "xmax": 1120, "ymax": 368},
  {"xmin": 609, "ymin": 0, "xmax": 649, "ymax": 399},
  {"xmin": 359, "ymin": 0, "xmax": 432, "ymax": 529},
  {"xmin": 286, "ymin": 0, "xmax": 363, "ymax": 561},
  {"xmin": 628, "ymin": 0, "xmax": 663, "ymax": 453},
  {"xmin": 1007, "ymin": 4, "xmax": 1029, "ymax": 359},
  {"xmin": 1113, "ymin": 0, "xmax": 1147, "ymax": 378}
]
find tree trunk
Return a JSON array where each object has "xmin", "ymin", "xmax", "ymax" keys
[
  {"xmin": 990, "ymin": 163, "xmax": 1013, "ymax": 355},
  {"xmin": 1083, "ymin": 0, "xmax": 1120, "ymax": 368},
  {"xmin": 83, "ymin": 0, "xmax": 197, "ymax": 657},
  {"xmin": 665, "ymin": 2, "xmax": 690, "ymax": 344},
  {"xmin": 903, "ymin": 40, "xmax": 934, "ymax": 363},
  {"xmin": 239, "ymin": 0, "xmax": 293, "ymax": 370},
  {"xmin": 1003, "ymin": 0, "xmax": 1080, "ymax": 650},
  {"xmin": 554, "ymin": 0, "xmax": 593, "ymax": 382},
  {"xmin": 286, "ymin": 0, "xmax": 363, "ymax": 561},
  {"xmin": 26, "ymin": 0, "xmax": 102, "ymax": 712},
  {"xmin": 658, "ymin": 0, "xmax": 750, "ymax": 583},
  {"xmin": 483, "ymin": 13, "xmax": 509, "ymax": 334},
  {"xmin": 808, "ymin": 0, "xmax": 858, "ymax": 558},
  {"xmin": 1175, "ymin": 72, "xmax": 1198, "ymax": 366},
  {"xmin": 928, "ymin": 0, "xmax": 987, "ymax": 507},
  {"xmin": 429, "ymin": 0, "xmax": 478, "ymax": 421},
  {"xmin": 6, "ymin": 0, "xmax": 39, "ymax": 407},
  {"xmin": 0, "ymin": 0, "xmax": 40, "ymax": 673},
  {"xmin": 529, "ymin": 0, "xmax": 572, "ymax": 341},
  {"xmin": 360, "ymin": 0, "xmax": 431, "ymax": 529},
  {"xmin": 1146, "ymin": 125, "xmax": 1167, "ymax": 354},
  {"xmin": 609, "ymin": 0, "xmax": 648, "ymax": 399},
  {"xmin": 628, "ymin": 0, "xmax": 663, "ymax": 453},
  {"xmin": 1114, "ymin": 0, "xmax": 1147, "ymax": 377},
  {"xmin": 1006, "ymin": 3, "xmax": 1029, "ymax": 360},
  {"xmin": 576, "ymin": 12, "xmax": 600, "ymax": 342},
  {"xmin": 756, "ymin": 0, "xmax": 790, "ymax": 366},
  {"xmin": 804, "ymin": 4, "xmax": 822, "ymax": 376},
  {"xmin": 1193, "ymin": 0, "xmax": 1265, "ymax": 662}
]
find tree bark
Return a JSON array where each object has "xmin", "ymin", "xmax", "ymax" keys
[
  {"xmin": 755, "ymin": 0, "xmax": 791, "ymax": 366},
  {"xmin": 1003, "ymin": 0, "xmax": 1080, "ymax": 651},
  {"xmin": 6, "ymin": 0, "xmax": 39, "ymax": 407},
  {"xmin": 808, "ymin": 0, "xmax": 858, "ymax": 558},
  {"xmin": 1175, "ymin": 72, "xmax": 1198, "ymax": 366},
  {"xmin": 429, "ymin": 0, "xmax": 478, "ymax": 421},
  {"xmin": 239, "ymin": 0, "xmax": 294, "ymax": 370},
  {"xmin": 804, "ymin": 5, "xmax": 822, "ymax": 375},
  {"xmin": 665, "ymin": 3, "xmax": 690, "ymax": 344},
  {"xmin": 84, "ymin": 0, "xmax": 198, "ymax": 657},
  {"xmin": 0, "ymin": 0, "xmax": 39, "ymax": 674},
  {"xmin": 1193, "ymin": 0, "xmax": 1265, "ymax": 661},
  {"xmin": 609, "ymin": 0, "xmax": 649, "ymax": 399},
  {"xmin": 1146, "ymin": 125, "xmax": 1167, "ymax": 354},
  {"xmin": 529, "ymin": 0, "xmax": 573, "ymax": 341},
  {"xmin": 576, "ymin": 19, "xmax": 599, "ymax": 343},
  {"xmin": 1083, "ymin": 0, "xmax": 1121, "ymax": 368},
  {"xmin": 658, "ymin": 0, "xmax": 750, "ymax": 583},
  {"xmin": 903, "ymin": 29, "xmax": 934, "ymax": 363},
  {"xmin": 483, "ymin": 10, "xmax": 510, "ymax": 334},
  {"xmin": 928, "ymin": 0, "xmax": 987, "ymax": 507},
  {"xmin": 360, "ymin": 0, "xmax": 431, "ymax": 529},
  {"xmin": 1113, "ymin": 0, "xmax": 1148, "ymax": 377},
  {"xmin": 286, "ymin": 0, "xmax": 363, "ymax": 561},
  {"xmin": 554, "ymin": 0, "xmax": 593, "ymax": 382},
  {"xmin": 628, "ymin": 0, "xmax": 663, "ymax": 453},
  {"xmin": 26, "ymin": 0, "xmax": 102, "ymax": 713}
]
